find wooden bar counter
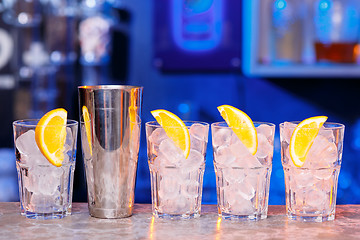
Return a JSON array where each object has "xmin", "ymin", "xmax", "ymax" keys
[{"xmin": 1, "ymin": 203, "xmax": 359, "ymax": 239}]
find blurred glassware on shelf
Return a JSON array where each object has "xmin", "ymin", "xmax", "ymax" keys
[
  {"xmin": 79, "ymin": 0, "xmax": 118, "ymax": 85},
  {"xmin": 271, "ymin": 0, "xmax": 305, "ymax": 64},
  {"xmin": 44, "ymin": 0, "xmax": 79, "ymax": 65},
  {"xmin": 2, "ymin": 0, "xmax": 80, "ymax": 119},
  {"xmin": 2, "ymin": 0, "xmax": 43, "ymax": 27},
  {"xmin": 313, "ymin": 0, "xmax": 360, "ymax": 64}
]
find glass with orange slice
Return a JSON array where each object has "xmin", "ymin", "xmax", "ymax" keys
[
  {"xmin": 13, "ymin": 108, "xmax": 78, "ymax": 219},
  {"xmin": 212, "ymin": 105, "xmax": 275, "ymax": 221},
  {"xmin": 146, "ymin": 109, "xmax": 209, "ymax": 219},
  {"xmin": 280, "ymin": 117, "xmax": 345, "ymax": 222}
]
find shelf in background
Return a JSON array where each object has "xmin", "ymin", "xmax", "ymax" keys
[{"xmin": 242, "ymin": 0, "xmax": 360, "ymax": 78}]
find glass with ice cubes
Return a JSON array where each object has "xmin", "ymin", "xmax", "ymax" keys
[
  {"xmin": 212, "ymin": 122, "xmax": 275, "ymax": 220},
  {"xmin": 280, "ymin": 122, "xmax": 345, "ymax": 222},
  {"xmin": 13, "ymin": 119, "xmax": 78, "ymax": 219},
  {"xmin": 146, "ymin": 121, "xmax": 209, "ymax": 219}
]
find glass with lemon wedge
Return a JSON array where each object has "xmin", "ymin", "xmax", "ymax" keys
[
  {"xmin": 13, "ymin": 109, "xmax": 78, "ymax": 219},
  {"xmin": 146, "ymin": 110, "xmax": 209, "ymax": 219},
  {"xmin": 280, "ymin": 117, "xmax": 345, "ymax": 222},
  {"xmin": 212, "ymin": 105, "xmax": 275, "ymax": 220}
]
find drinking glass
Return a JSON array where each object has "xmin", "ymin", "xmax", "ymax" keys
[
  {"xmin": 212, "ymin": 122, "xmax": 274, "ymax": 220},
  {"xmin": 280, "ymin": 121, "xmax": 345, "ymax": 222},
  {"xmin": 146, "ymin": 121, "xmax": 209, "ymax": 219},
  {"xmin": 13, "ymin": 119, "xmax": 78, "ymax": 219}
]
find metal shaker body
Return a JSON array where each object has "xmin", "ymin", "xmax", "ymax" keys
[{"xmin": 78, "ymin": 85, "xmax": 143, "ymax": 218}]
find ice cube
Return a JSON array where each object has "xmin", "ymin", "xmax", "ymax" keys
[
  {"xmin": 291, "ymin": 168, "xmax": 314, "ymax": 188},
  {"xmin": 180, "ymin": 149, "xmax": 204, "ymax": 173},
  {"xmin": 148, "ymin": 128, "xmax": 167, "ymax": 145},
  {"xmin": 214, "ymin": 145, "xmax": 236, "ymax": 168},
  {"xmin": 181, "ymin": 180, "xmax": 200, "ymax": 199},
  {"xmin": 159, "ymin": 173, "xmax": 181, "ymax": 201},
  {"xmin": 230, "ymin": 141, "xmax": 261, "ymax": 168},
  {"xmin": 148, "ymin": 128, "xmax": 168, "ymax": 157},
  {"xmin": 236, "ymin": 179, "xmax": 255, "ymax": 200},
  {"xmin": 255, "ymin": 134, "xmax": 273, "ymax": 165},
  {"xmin": 223, "ymin": 184, "xmax": 238, "ymax": 206},
  {"xmin": 158, "ymin": 139, "xmax": 185, "ymax": 167},
  {"xmin": 282, "ymin": 122, "xmax": 297, "ymax": 143},
  {"xmin": 318, "ymin": 126, "xmax": 335, "ymax": 142},
  {"xmin": 65, "ymin": 127, "xmax": 73, "ymax": 148},
  {"xmin": 314, "ymin": 177, "xmax": 333, "ymax": 194},
  {"xmin": 231, "ymin": 197, "xmax": 254, "ymax": 215},
  {"xmin": 306, "ymin": 189, "xmax": 327, "ymax": 210},
  {"xmin": 29, "ymin": 192, "xmax": 55, "ymax": 213},
  {"xmin": 151, "ymin": 150, "xmax": 178, "ymax": 172},
  {"xmin": 160, "ymin": 196, "xmax": 188, "ymax": 214},
  {"xmin": 149, "ymin": 156, "xmax": 161, "ymax": 172},
  {"xmin": 212, "ymin": 127, "xmax": 232, "ymax": 148},
  {"xmin": 223, "ymin": 167, "xmax": 246, "ymax": 184},
  {"xmin": 282, "ymin": 144, "xmax": 296, "ymax": 167},
  {"xmin": 189, "ymin": 123, "xmax": 208, "ymax": 141},
  {"xmin": 256, "ymin": 124, "xmax": 274, "ymax": 140},
  {"xmin": 26, "ymin": 165, "xmax": 63, "ymax": 196},
  {"xmin": 190, "ymin": 134, "xmax": 206, "ymax": 153},
  {"xmin": 304, "ymin": 135, "xmax": 338, "ymax": 168},
  {"xmin": 15, "ymin": 130, "xmax": 39, "ymax": 156}
]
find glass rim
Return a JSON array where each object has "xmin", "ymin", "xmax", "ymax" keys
[
  {"xmin": 13, "ymin": 119, "xmax": 78, "ymax": 127},
  {"xmin": 211, "ymin": 121, "xmax": 275, "ymax": 129},
  {"xmin": 279, "ymin": 121, "xmax": 345, "ymax": 130},
  {"xmin": 78, "ymin": 85, "xmax": 143, "ymax": 91},
  {"xmin": 145, "ymin": 120, "xmax": 209, "ymax": 128}
]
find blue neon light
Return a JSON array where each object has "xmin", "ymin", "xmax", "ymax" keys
[
  {"xmin": 275, "ymin": 0, "xmax": 287, "ymax": 10},
  {"xmin": 172, "ymin": 0, "xmax": 223, "ymax": 52},
  {"xmin": 184, "ymin": 0, "xmax": 214, "ymax": 14},
  {"xmin": 319, "ymin": 0, "xmax": 332, "ymax": 11}
]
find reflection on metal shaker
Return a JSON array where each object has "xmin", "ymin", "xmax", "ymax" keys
[{"xmin": 78, "ymin": 85, "xmax": 143, "ymax": 218}]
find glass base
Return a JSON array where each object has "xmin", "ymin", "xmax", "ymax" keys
[
  {"xmin": 287, "ymin": 212, "xmax": 335, "ymax": 222},
  {"xmin": 154, "ymin": 210, "xmax": 200, "ymax": 219},
  {"xmin": 24, "ymin": 211, "xmax": 68, "ymax": 220},
  {"xmin": 220, "ymin": 212, "xmax": 267, "ymax": 221}
]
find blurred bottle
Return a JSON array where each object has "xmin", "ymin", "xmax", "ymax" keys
[
  {"xmin": 314, "ymin": 0, "xmax": 360, "ymax": 64},
  {"xmin": 43, "ymin": 0, "xmax": 79, "ymax": 114},
  {"xmin": 79, "ymin": 0, "xmax": 117, "ymax": 85},
  {"xmin": 44, "ymin": 0, "xmax": 78, "ymax": 65},
  {"xmin": 271, "ymin": 0, "xmax": 304, "ymax": 64},
  {"xmin": 2, "ymin": 0, "xmax": 78, "ymax": 118}
]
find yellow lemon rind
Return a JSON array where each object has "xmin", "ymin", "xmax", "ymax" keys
[
  {"xmin": 35, "ymin": 108, "xmax": 67, "ymax": 167},
  {"xmin": 151, "ymin": 109, "xmax": 191, "ymax": 159},
  {"xmin": 289, "ymin": 116, "xmax": 328, "ymax": 168},
  {"xmin": 217, "ymin": 105, "xmax": 258, "ymax": 155}
]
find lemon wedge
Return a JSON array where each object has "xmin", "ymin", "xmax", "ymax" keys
[
  {"xmin": 151, "ymin": 109, "xmax": 190, "ymax": 158},
  {"xmin": 217, "ymin": 105, "xmax": 257, "ymax": 155},
  {"xmin": 289, "ymin": 116, "xmax": 328, "ymax": 167},
  {"xmin": 35, "ymin": 108, "xmax": 67, "ymax": 167},
  {"xmin": 82, "ymin": 106, "xmax": 92, "ymax": 156}
]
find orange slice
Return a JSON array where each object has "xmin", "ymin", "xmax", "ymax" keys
[
  {"xmin": 151, "ymin": 109, "xmax": 190, "ymax": 158},
  {"xmin": 35, "ymin": 108, "xmax": 67, "ymax": 167},
  {"xmin": 217, "ymin": 105, "xmax": 257, "ymax": 155},
  {"xmin": 289, "ymin": 116, "xmax": 328, "ymax": 167},
  {"xmin": 82, "ymin": 106, "xmax": 92, "ymax": 156}
]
